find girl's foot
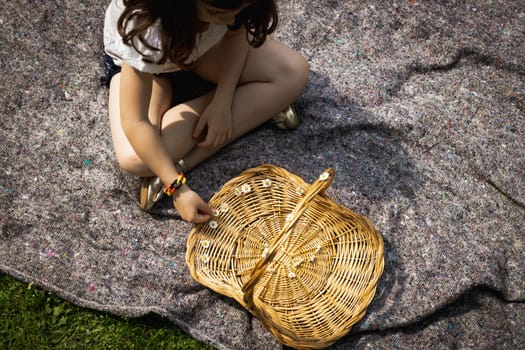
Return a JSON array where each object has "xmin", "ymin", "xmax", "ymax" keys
[
  {"xmin": 140, "ymin": 176, "xmax": 164, "ymax": 210},
  {"xmin": 272, "ymin": 105, "xmax": 300, "ymax": 130}
]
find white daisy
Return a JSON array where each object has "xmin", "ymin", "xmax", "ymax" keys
[
  {"xmin": 241, "ymin": 183, "xmax": 252, "ymax": 194},
  {"xmin": 220, "ymin": 203, "xmax": 229, "ymax": 213},
  {"xmin": 261, "ymin": 243, "xmax": 270, "ymax": 258},
  {"xmin": 295, "ymin": 187, "xmax": 305, "ymax": 195},
  {"xmin": 208, "ymin": 220, "xmax": 218, "ymax": 229},
  {"xmin": 293, "ymin": 258, "xmax": 304, "ymax": 268},
  {"xmin": 200, "ymin": 240, "xmax": 210, "ymax": 249},
  {"xmin": 201, "ymin": 253, "xmax": 210, "ymax": 264},
  {"xmin": 319, "ymin": 172, "xmax": 330, "ymax": 181},
  {"xmin": 261, "ymin": 179, "xmax": 272, "ymax": 188}
]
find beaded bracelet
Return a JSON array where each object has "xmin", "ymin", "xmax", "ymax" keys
[{"xmin": 163, "ymin": 172, "xmax": 187, "ymax": 196}]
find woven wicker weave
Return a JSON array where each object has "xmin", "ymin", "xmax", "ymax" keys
[{"xmin": 186, "ymin": 164, "xmax": 384, "ymax": 349}]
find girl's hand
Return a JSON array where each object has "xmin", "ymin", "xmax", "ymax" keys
[
  {"xmin": 193, "ymin": 98, "xmax": 233, "ymax": 148},
  {"xmin": 173, "ymin": 185, "xmax": 214, "ymax": 224}
]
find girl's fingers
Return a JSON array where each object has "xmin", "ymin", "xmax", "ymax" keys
[
  {"xmin": 214, "ymin": 137, "xmax": 224, "ymax": 148},
  {"xmin": 198, "ymin": 130, "xmax": 228, "ymax": 148},
  {"xmin": 190, "ymin": 202, "xmax": 213, "ymax": 224},
  {"xmin": 193, "ymin": 117, "xmax": 207, "ymax": 138},
  {"xmin": 198, "ymin": 134, "xmax": 213, "ymax": 147},
  {"xmin": 192, "ymin": 212, "xmax": 211, "ymax": 224},
  {"xmin": 199, "ymin": 201, "xmax": 215, "ymax": 216}
]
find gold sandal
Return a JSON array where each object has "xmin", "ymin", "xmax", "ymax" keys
[
  {"xmin": 139, "ymin": 176, "xmax": 164, "ymax": 211},
  {"xmin": 272, "ymin": 105, "xmax": 300, "ymax": 130},
  {"xmin": 139, "ymin": 160, "xmax": 186, "ymax": 211}
]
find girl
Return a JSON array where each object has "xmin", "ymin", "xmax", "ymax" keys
[{"xmin": 103, "ymin": 0, "xmax": 309, "ymax": 223}]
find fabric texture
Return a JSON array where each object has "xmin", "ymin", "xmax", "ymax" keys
[{"xmin": 1, "ymin": 1, "xmax": 524, "ymax": 349}]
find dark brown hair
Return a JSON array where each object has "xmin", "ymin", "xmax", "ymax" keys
[{"xmin": 117, "ymin": 0, "xmax": 277, "ymax": 68}]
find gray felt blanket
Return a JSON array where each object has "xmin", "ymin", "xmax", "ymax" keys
[{"xmin": 1, "ymin": 1, "xmax": 524, "ymax": 349}]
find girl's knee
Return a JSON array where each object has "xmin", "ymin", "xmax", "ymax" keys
[
  {"xmin": 115, "ymin": 151, "xmax": 151, "ymax": 176},
  {"xmin": 294, "ymin": 54, "xmax": 310, "ymax": 84},
  {"xmin": 279, "ymin": 52, "xmax": 310, "ymax": 91}
]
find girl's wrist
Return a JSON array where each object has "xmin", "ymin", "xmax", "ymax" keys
[
  {"xmin": 163, "ymin": 172, "xmax": 187, "ymax": 196},
  {"xmin": 163, "ymin": 160, "xmax": 187, "ymax": 196},
  {"xmin": 172, "ymin": 184, "xmax": 190, "ymax": 203}
]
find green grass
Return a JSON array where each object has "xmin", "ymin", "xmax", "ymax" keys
[{"xmin": 0, "ymin": 273, "xmax": 213, "ymax": 350}]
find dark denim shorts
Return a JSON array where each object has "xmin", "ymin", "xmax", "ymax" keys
[{"xmin": 100, "ymin": 53, "xmax": 216, "ymax": 105}]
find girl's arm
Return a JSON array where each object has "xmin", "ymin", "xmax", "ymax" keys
[
  {"xmin": 213, "ymin": 27, "xmax": 250, "ymax": 113},
  {"xmin": 193, "ymin": 27, "xmax": 250, "ymax": 147},
  {"xmin": 120, "ymin": 63, "xmax": 213, "ymax": 223},
  {"xmin": 120, "ymin": 63, "xmax": 178, "ymax": 186}
]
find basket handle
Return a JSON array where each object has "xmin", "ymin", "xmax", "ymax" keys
[{"xmin": 242, "ymin": 168, "xmax": 335, "ymax": 304}]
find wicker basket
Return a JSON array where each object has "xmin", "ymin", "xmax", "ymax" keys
[{"xmin": 186, "ymin": 164, "xmax": 384, "ymax": 349}]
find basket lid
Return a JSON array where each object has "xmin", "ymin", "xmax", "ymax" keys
[{"xmin": 186, "ymin": 164, "xmax": 384, "ymax": 349}]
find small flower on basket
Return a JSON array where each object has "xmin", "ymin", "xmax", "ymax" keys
[
  {"xmin": 234, "ymin": 188, "xmax": 242, "ymax": 196},
  {"xmin": 261, "ymin": 179, "xmax": 272, "ymax": 188},
  {"xmin": 201, "ymin": 266, "xmax": 210, "ymax": 273},
  {"xmin": 213, "ymin": 208, "xmax": 220, "ymax": 217},
  {"xmin": 261, "ymin": 243, "xmax": 270, "ymax": 258},
  {"xmin": 220, "ymin": 203, "xmax": 229, "ymax": 213},
  {"xmin": 201, "ymin": 253, "xmax": 210, "ymax": 264},
  {"xmin": 285, "ymin": 213, "xmax": 294, "ymax": 222},
  {"xmin": 208, "ymin": 220, "xmax": 218, "ymax": 229},
  {"xmin": 295, "ymin": 187, "xmax": 305, "ymax": 195},
  {"xmin": 200, "ymin": 240, "xmax": 210, "ymax": 249},
  {"xmin": 240, "ymin": 183, "xmax": 252, "ymax": 194},
  {"xmin": 288, "ymin": 271, "xmax": 296, "ymax": 278},
  {"xmin": 293, "ymin": 258, "xmax": 304, "ymax": 268},
  {"xmin": 319, "ymin": 172, "xmax": 330, "ymax": 181}
]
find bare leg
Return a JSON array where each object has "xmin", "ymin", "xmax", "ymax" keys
[
  {"xmin": 108, "ymin": 37, "xmax": 309, "ymax": 176},
  {"xmin": 161, "ymin": 37, "xmax": 310, "ymax": 171}
]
